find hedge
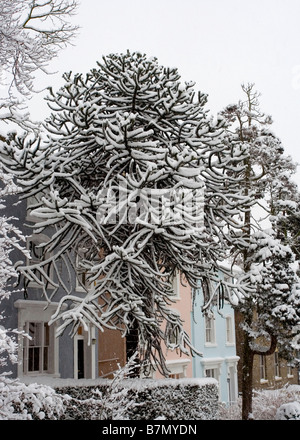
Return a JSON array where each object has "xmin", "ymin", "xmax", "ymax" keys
[{"xmin": 54, "ymin": 377, "xmax": 219, "ymax": 420}]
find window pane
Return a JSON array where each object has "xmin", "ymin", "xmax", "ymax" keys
[
  {"xmin": 205, "ymin": 317, "xmax": 214, "ymax": 343},
  {"xmin": 169, "ymin": 373, "xmax": 181, "ymax": 379},
  {"xmin": 28, "ymin": 347, "xmax": 40, "ymax": 371},
  {"xmin": 43, "ymin": 347, "xmax": 49, "ymax": 371},
  {"xmin": 226, "ymin": 316, "xmax": 234, "ymax": 344},
  {"xmin": 44, "ymin": 324, "xmax": 50, "ymax": 346},
  {"xmin": 29, "ymin": 322, "xmax": 41, "ymax": 346},
  {"xmin": 206, "ymin": 368, "xmax": 215, "ymax": 378},
  {"xmin": 23, "ymin": 320, "xmax": 53, "ymax": 375},
  {"xmin": 275, "ymin": 352, "xmax": 281, "ymax": 377},
  {"xmin": 260, "ymin": 355, "xmax": 266, "ymax": 379}
]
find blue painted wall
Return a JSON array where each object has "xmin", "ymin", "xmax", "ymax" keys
[{"xmin": 192, "ymin": 281, "xmax": 239, "ymax": 404}]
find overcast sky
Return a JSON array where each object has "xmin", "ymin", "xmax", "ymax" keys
[{"xmin": 31, "ymin": 0, "xmax": 300, "ymax": 185}]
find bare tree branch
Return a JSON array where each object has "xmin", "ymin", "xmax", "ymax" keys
[{"xmin": 0, "ymin": 0, "xmax": 79, "ymax": 129}]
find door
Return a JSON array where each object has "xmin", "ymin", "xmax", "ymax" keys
[
  {"xmin": 74, "ymin": 326, "xmax": 96, "ymax": 379},
  {"xmin": 77, "ymin": 338, "xmax": 85, "ymax": 379}
]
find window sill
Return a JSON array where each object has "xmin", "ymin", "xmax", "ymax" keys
[
  {"xmin": 19, "ymin": 374, "xmax": 61, "ymax": 385},
  {"xmin": 21, "ymin": 372, "xmax": 57, "ymax": 377},
  {"xmin": 169, "ymin": 295, "xmax": 181, "ymax": 301},
  {"xmin": 260, "ymin": 379, "xmax": 268, "ymax": 384}
]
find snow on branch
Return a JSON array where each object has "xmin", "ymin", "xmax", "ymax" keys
[
  {"xmin": 0, "ymin": 52, "xmax": 251, "ymax": 375},
  {"xmin": 0, "ymin": 0, "xmax": 78, "ymax": 130}
]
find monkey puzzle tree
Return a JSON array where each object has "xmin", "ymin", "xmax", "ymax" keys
[{"xmin": 0, "ymin": 52, "xmax": 248, "ymax": 375}]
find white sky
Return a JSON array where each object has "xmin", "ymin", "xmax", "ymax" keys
[{"xmin": 30, "ymin": 0, "xmax": 300, "ymax": 185}]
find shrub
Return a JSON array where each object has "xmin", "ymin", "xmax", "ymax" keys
[
  {"xmin": 55, "ymin": 378, "xmax": 219, "ymax": 420},
  {"xmin": 0, "ymin": 377, "xmax": 67, "ymax": 420},
  {"xmin": 220, "ymin": 385, "xmax": 300, "ymax": 420},
  {"xmin": 276, "ymin": 402, "xmax": 300, "ymax": 420}
]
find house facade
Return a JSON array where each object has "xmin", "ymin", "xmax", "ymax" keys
[
  {"xmin": 152, "ymin": 273, "xmax": 239, "ymax": 405},
  {"xmin": 2, "ymin": 194, "xmax": 241, "ymax": 403},
  {"xmin": 0, "ymin": 194, "xmax": 99, "ymax": 381},
  {"xmin": 1, "ymin": 193, "xmax": 240, "ymax": 405},
  {"xmin": 151, "ymin": 272, "xmax": 194, "ymax": 380},
  {"xmin": 235, "ymin": 310, "xmax": 299, "ymax": 392},
  {"xmin": 191, "ymin": 281, "xmax": 239, "ymax": 404}
]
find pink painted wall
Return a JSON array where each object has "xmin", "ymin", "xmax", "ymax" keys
[{"xmin": 155, "ymin": 275, "xmax": 193, "ymax": 379}]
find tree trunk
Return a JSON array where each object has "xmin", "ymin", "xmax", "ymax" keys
[
  {"xmin": 240, "ymin": 327, "xmax": 277, "ymax": 420},
  {"xmin": 241, "ymin": 332, "xmax": 255, "ymax": 420}
]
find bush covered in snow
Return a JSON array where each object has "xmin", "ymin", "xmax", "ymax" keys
[
  {"xmin": 276, "ymin": 401, "xmax": 300, "ymax": 420},
  {"xmin": 126, "ymin": 378, "xmax": 218, "ymax": 420},
  {"xmin": 1, "ymin": 361, "xmax": 219, "ymax": 420},
  {"xmin": 55, "ymin": 377, "xmax": 218, "ymax": 420},
  {"xmin": 220, "ymin": 385, "xmax": 300, "ymax": 420},
  {"xmin": 0, "ymin": 377, "xmax": 67, "ymax": 420}
]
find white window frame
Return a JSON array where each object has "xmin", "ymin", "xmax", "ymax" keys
[
  {"xmin": 166, "ymin": 359, "xmax": 190, "ymax": 379},
  {"xmin": 15, "ymin": 300, "xmax": 62, "ymax": 378},
  {"xmin": 225, "ymin": 315, "xmax": 235, "ymax": 345},
  {"xmin": 274, "ymin": 351, "xmax": 282, "ymax": 380},
  {"xmin": 205, "ymin": 315, "xmax": 216, "ymax": 346},
  {"xmin": 22, "ymin": 321, "xmax": 52, "ymax": 375},
  {"xmin": 168, "ymin": 325, "xmax": 180, "ymax": 346},
  {"xmin": 205, "ymin": 368, "xmax": 218, "ymax": 378},
  {"xmin": 201, "ymin": 358, "xmax": 223, "ymax": 400},
  {"xmin": 260, "ymin": 355, "xmax": 268, "ymax": 383}
]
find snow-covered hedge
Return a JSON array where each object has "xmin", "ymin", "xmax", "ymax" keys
[
  {"xmin": 55, "ymin": 378, "xmax": 218, "ymax": 420},
  {"xmin": 276, "ymin": 402, "xmax": 300, "ymax": 420},
  {"xmin": 0, "ymin": 377, "xmax": 67, "ymax": 420}
]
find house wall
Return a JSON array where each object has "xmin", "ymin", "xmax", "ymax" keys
[
  {"xmin": 152, "ymin": 273, "xmax": 239, "ymax": 405},
  {"xmin": 235, "ymin": 310, "xmax": 299, "ymax": 394},
  {"xmin": 153, "ymin": 274, "xmax": 194, "ymax": 379},
  {"xmin": 252, "ymin": 353, "xmax": 299, "ymax": 389},
  {"xmin": 98, "ymin": 327, "xmax": 126, "ymax": 378},
  {"xmin": 0, "ymin": 194, "xmax": 88, "ymax": 380},
  {"xmin": 192, "ymin": 287, "xmax": 239, "ymax": 404}
]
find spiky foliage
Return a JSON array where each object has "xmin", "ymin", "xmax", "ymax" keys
[{"xmin": 0, "ymin": 52, "xmax": 248, "ymax": 374}]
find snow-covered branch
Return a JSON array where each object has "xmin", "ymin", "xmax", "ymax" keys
[
  {"xmin": 0, "ymin": 0, "xmax": 78, "ymax": 130},
  {"xmin": 0, "ymin": 52, "xmax": 253, "ymax": 375}
]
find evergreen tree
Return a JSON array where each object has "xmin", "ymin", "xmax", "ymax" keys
[
  {"xmin": 221, "ymin": 84, "xmax": 300, "ymax": 419},
  {"xmin": 0, "ymin": 52, "xmax": 248, "ymax": 375}
]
